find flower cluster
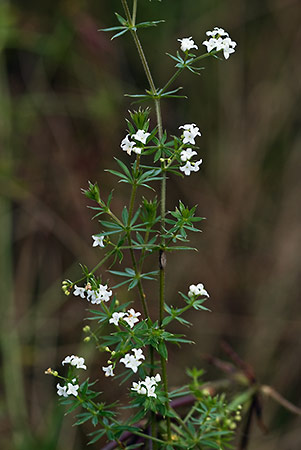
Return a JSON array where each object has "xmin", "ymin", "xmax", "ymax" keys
[
  {"xmin": 188, "ymin": 283, "xmax": 209, "ymax": 298},
  {"xmin": 57, "ymin": 379, "xmax": 79, "ymax": 398},
  {"xmin": 179, "ymin": 124, "xmax": 203, "ymax": 176},
  {"xmin": 120, "ymin": 348, "xmax": 145, "ymax": 373},
  {"xmin": 62, "ymin": 355, "xmax": 87, "ymax": 370},
  {"xmin": 131, "ymin": 373, "xmax": 161, "ymax": 398},
  {"xmin": 109, "ymin": 308, "xmax": 141, "ymax": 328},
  {"xmin": 202, "ymin": 27, "xmax": 237, "ymax": 60},
  {"xmin": 73, "ymin": 283, "xmax": 112, "ymax": 304},
  {"xmin": 121, "ymin": 129, "xmax": 150, "ymax": 156}
]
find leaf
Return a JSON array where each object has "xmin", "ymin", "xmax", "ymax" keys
[
  {"xmin": 122, "ymin": 206, "xmax": 129, "ymax": 225},
  {"xmin": 115, "ymin": 12, "xmax": 127, "ymax": 26},
  {"xmin": 111, "ymin": 28, "xmax": 129, "ymax": 40},
  {"xmin": 158, "ymin": 341, "xmax": 168, "ymax": 360},
  {"xmin": 136, "ymin": 20, "xmax": 165, "ymax": 29},
  {"xmin": 88, "ymin": 429, "xmax": 106, "ymax": 445}
]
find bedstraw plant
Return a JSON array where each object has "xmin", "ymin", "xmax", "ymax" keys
[{"xmin": 46, "ymin": 1, "xmax": 240, "ymax": 448}]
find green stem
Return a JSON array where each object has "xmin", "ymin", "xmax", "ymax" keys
[
  {"xmin": 132, "ymin": 0, "xmax": 137, "ymax": 25},
  {"xmin": 161, "ymin": 51, "xmax": 216, "ymax": 95},
  {"xmin": 125, "ymin": 155, "xmax": 150, "ymax": 317},
  {"xmin": 121, "ymin": 0, "xmax": 171, "ymax": 440},
  {"xmin": 161, "ymin": 68, "xmax": 183, "ymax": 94}
]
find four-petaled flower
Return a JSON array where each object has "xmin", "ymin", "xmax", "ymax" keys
[
  {"xmin": 179, "ymin": 123, "xmax": 202, "ymax": 145},
  {"xmin": 109, "ymin": 312, "xmax": 126, "ymax": 326},
  {"xmin": 73, "ymin": 285, "xmax": 85, "ymax": 299},
  {"xmin": 188, "ymin": 283, "xmax": 209, "ymax": 298},
  {"xmin": 66, "ymin": 382, "xmax": 79, "ymax": 397},
  {"xmin": 92, "ymin": 235, "xmax": 105, "ymax": 247},
  {"xmin": 120, "ymin": 348, "xmax": 145, "ymax": 373},
  {"xmin": 123, "ymin": 309, "xmax": 141, "ymax": 328},
  {"xmin": 178, "ymin": 37, "xmax": 198, "ymax": 52},
  {"xmin": 57, "ymin": 383, "xmax": 68, "ymax": 397},
  {"xmin": 180, "ymin": 148, "xmax": 197, "ymax": 162},
  {"xmin": 121, "ymin": 135, "xmax": 139, "ymax": 156},
  {"xmin": 102, "ymin": 365, "xmax": 114, "ymax": 377},
  {"xmin": 132, "ymin": 129, "xmax": 150, "ymax": 145},
  {"xmin": 180, "ymin": 159, "xmax": 202, "ymax": 176}
]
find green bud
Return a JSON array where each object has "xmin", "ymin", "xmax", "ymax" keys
[
  {"xmin": 83, "ymin": 325, "xmax": 91, "ymax": 333},
  {"xmin": 111, "ymin": 351, "xmax": 116, "ymax": 356},
  {"xmin": 128, "ymin": 107, "xmax": 150, "ymax": 130},
  {"xmin": 84, "ymin": 337, "xmax": 91, "ymax": 343},
  {"xmin": 105, "ymin": 347, "xmax": 111, "ymax": 352},
  {"xmin": 81, "ymin": 181, "xmax": 101, "ymax": 203}
]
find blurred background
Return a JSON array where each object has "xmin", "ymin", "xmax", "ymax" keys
[{"xmin": 0, "ymin": 0, "xmax": 300, "ymax": 449}]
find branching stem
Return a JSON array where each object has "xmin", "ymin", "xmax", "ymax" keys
[{"xmin": 121, "ymin": 0, "xmax": 171, "ymax": 440}]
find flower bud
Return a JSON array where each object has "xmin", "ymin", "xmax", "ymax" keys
[
  {"xmin": 84, "ymin": 337, "xmax": 91, "ymax": 343},
  {"xmin": 83, "ymin": 325, "xmax": 91, "ymax": 333}
]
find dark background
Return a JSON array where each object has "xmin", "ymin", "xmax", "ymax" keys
[{"xmin": 0, "ymin": 0, "xmax": 300, "ymax": 449}]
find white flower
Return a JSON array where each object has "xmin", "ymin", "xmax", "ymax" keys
[
  {"xmin": 102, "ymin": 365, "xmax": 114, "ymax": 377},
  {"xmin": 123, "ymin": 308, "xmax": 141, "ymax": 328},
  {"xmin": 120, "ymin": 348, "xmax": 145, "ymax": 373},
  {"xmin": 66, "ymin": 382, "xmax": 79, "ymax": 397},
  {"xmin": 132, "ymin": 348, "xmax": 145, "ymax": 361},
  {"xmin": 121, "ymin": 134, "xmax": 138, "ymax": 156},
  {"xmin": 109, "ymin": 312, "xmax": 126, "ymax": 326},
  {"xmin": 132, "ymin": 129, "xmax": 150, "ymax": 145},
  {"xmin": 98, "ymin": 284, "xmax": 112, "ymax": 302},
  {"xmin": 62, "ymin": 355, "xmax": 87, "ymax": 370},
  {"xmin": 178, "ymin": 37, "xmax": 198, "ymax": 52},
  {"xmin": 180, "ymin": 159, "xmax": 202, "ymax": 176},
  {"xmin": 131, "ymin": 373, "xmax": 161, "ymax": 398},
  {"xmin": 86, "ymin": 289, "xmax": 95, "ymax": 302},
  {"xmin": 202, "ymin": 28, "xmax": 236, "ymax": 59},
  {"xmin": 180, "ymin": 161, "xmax": 194, "ymax": 176},
  {"xmin": 180, "ymin": 148, "xmax": 197, "ymax": 162},
  {"xmin": 57, "ymin": 383, "xmax": 68, "ymax": 397},
  {"xmin": 92, "ymin": 235, "xmax": 105, "ymax": 247},
  {"xmin": 192, "ymin": 159, "xmax": 203, "ymax": 172},
  {"xmin": 120, "ymin": 354, "xmax": 142, "ymax": 373},
  {"xmin": 222, "ymin": 37, "xmax": 237, "ymax": 60},
  {"xmin": 73, "ymin": 285, "xmax": 85, "ymax": 299},
  {"xmin": 179, "ymin": 123, "xmax": 201, "ymax": 145},
  {"xmin": 70, "ymin": 356, "xmax": 87, "ymax": 370},
  {"xmin": 206, "ymin": 27, "xmax": 229, "ymax": 38},
  {"xmin": 146, "ymin": 385, "xmax": 157, "ymax": 398},
  {"xmin": 62, "ymin": 355, "xmax": 74, "ymax": 366},
  {"xmin": 188, "ymin": 283, "xmax": 209, "ymax": 298},
  {"xmin": 88, "ymin": 284, "xmax": 112, "ymax": 304},
  {"xmin": 131, "ymin": 381, "xmax": 147, "ymax": 395}
]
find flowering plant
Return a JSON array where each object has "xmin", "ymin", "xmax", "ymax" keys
[{"xmin": 46, "ymin": 1, "xmax": 241, "ymax": 448}]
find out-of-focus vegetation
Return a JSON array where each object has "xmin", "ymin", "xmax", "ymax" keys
[{"xmin": 0, "ymin": 0, "xmax": 300, "ymax": 449}]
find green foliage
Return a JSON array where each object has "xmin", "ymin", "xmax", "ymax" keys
[{"xmin": 49, "ymin": 1, "xmax": 241, "ymax": 449}]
